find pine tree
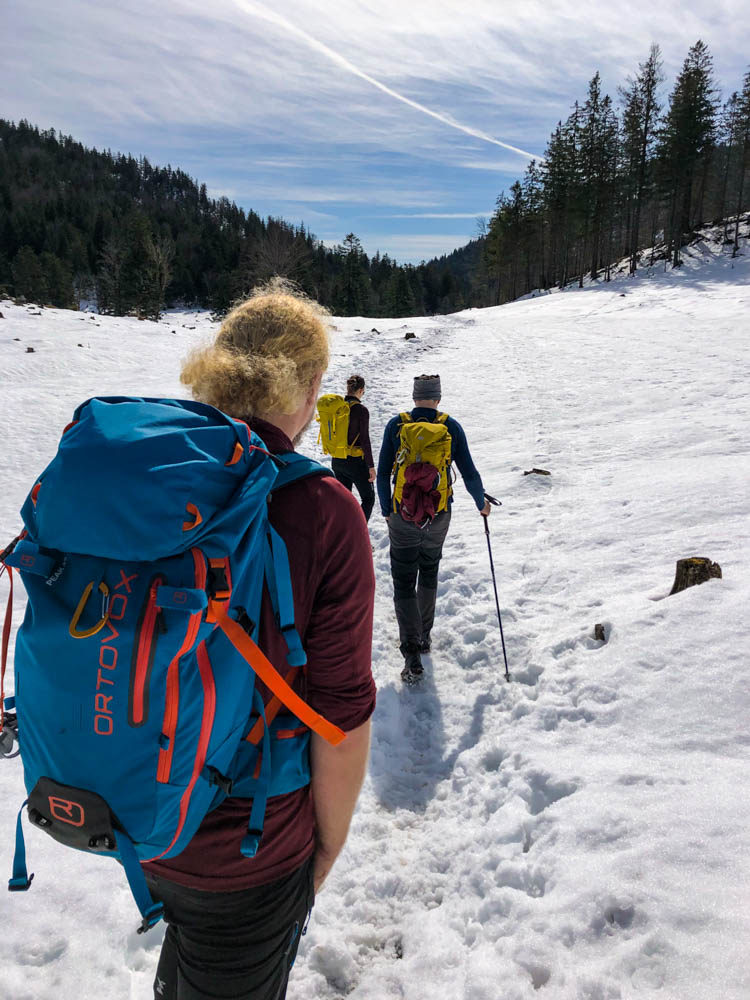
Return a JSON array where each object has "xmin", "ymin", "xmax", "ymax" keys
[
  {"xmin": 96, "ymin": 235, "xmax": 127, "ymax": 315},
  {"xmin": 578, "ymin": 75, "xmax": 619, "ymax": 281},
  {"xmin": 334, "ymin": 234, "xmax": 371, "ymax": 316},
  {"xmin": 144, "ymin": 233, "xmax": 174, "ymax": 320},
  {"xmin": 657, "ymin": 41, "xmax": 719, "ymax": 266},
  {"xmin": 12, "ymin": 245, "xmax": 47, "ymax": 302},
  {"xmin": 732, "ymin": 68, "xmax": 750, "ymax": 255},
  {"xmin": 40, "ymin": 252, "xmax": 74, "ymax": 308},
  {"xmin": 385, "ymin": 268, "xmax": 416, "ymax": 316},
  {"xmin": 619, "ymin": 44, "xmax": 664, "ymax": 273},
  {"xmin": 717, "ymin": 93, "xmax": 742, "ymax": 242},
  {"xmin": 522, "ymin": 160, "xmax": 546, "ymax": 290}
]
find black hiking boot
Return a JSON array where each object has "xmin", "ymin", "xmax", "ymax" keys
[{"xmin": 400, "ymin": 648, "xmax": 423, "ymax": 686}]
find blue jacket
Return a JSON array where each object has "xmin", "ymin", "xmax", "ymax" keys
[{"xmin": 376, "ymin": 407, "xmax": 486, "ymax": 517}]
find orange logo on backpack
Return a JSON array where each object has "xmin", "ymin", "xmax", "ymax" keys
[{"xmin": 48, "ymin": 796, "xmax": 85, "ymax": 827}]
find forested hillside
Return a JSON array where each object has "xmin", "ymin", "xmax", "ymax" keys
[
  {"xmin": 1, "ymin": 40, "xmax": 748, "ymax": 318},
  {"xmin": 0, "ymin": 121, "xmax": 468, "ymax": 318}
]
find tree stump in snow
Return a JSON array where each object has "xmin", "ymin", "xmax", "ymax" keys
[
  {"xmin": 669, "ymin": 557, "xmax": 722, "ymax": 595},
  {"xmin": 594, "ymin": 624, "xmax": 606, "ymax": 641},
  {"xmin": 404, "ymin": 331, "xmax": 416, "ymax": 340},
  {"xmin": 524, "ymin": 468, "xmax": 551, "ymax": 476}
]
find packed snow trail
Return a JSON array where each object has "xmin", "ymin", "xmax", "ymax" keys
[{"xmin": 1, "ymin": 228, "xmax": 749, "ymax": 999}]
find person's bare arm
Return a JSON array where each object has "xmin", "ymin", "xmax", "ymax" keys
[{"xmin": 310, "ymin": 719, "xmax": 371, "ymax": 892}]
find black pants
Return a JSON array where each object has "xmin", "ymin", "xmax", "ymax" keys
[
  {"xmin": 146, "ymin": 859, "xmax": 314, "ymax": 1000},
  {"xmin": 331, "ymin": 456, "xmax": 375, "ymax": 522},
  {"xmin": 388, "ymin": 509, "xmax": 451, "ymax": 651}
]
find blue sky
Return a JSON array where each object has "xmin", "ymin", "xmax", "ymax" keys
[{"xmin": 5, "ymin": 0, "xmax": 750, "ymax": 263}]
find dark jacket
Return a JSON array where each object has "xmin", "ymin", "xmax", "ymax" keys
[
  {"xmin": 345, "ymin": 395, "xmax": 374, "ymax": 467},
  {"xmin": 376, "ymin": 407, "xmax": 485, "ymax": 518}
]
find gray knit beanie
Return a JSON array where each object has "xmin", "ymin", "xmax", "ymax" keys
[{"xmin": 413, "ymin": 374, "xmax": 441, "ymax": 401}]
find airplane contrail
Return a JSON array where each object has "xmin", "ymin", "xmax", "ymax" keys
[{"xmin": 232, "ymin": 0, "xmax": 541, "ymax": 162}]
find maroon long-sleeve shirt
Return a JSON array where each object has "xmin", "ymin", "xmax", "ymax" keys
[
  {"xmin": 345, "ymin": 395, "xmax": 374, "ymax": 468},
  {"xmin": 143, "ymin": 418, "xmax": 376, "ymax": 891}
]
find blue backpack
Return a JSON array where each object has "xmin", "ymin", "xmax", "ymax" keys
[{"xmin": 0, "ymin": 396, "xmax": 344, "ymax": 932}]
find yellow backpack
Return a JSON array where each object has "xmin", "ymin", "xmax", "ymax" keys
[
  {"xmin": 316, "ymin": 394, "xmax": 364, "ymax": 459},
  {"xmin": 393, "ymin": 412, "xmax": 452, "ymax": 513}
]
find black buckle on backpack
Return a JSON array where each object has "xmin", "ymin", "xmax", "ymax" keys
[
  {"xmin": 137, "ymin": 901, "xmax": 165, "ymax": 935},
  {"xmin": 204, "ymin": 766, "xmax": 233, "ymax": 796},
  {"xmin": 236, "ymin": 608, "xmax": 256, "ymax": 637},
  {"xmin": 0, "ymin": 533, "xmax": 23, "ymax": 565},
  {"xmin": 207, "ymin": 564, "xmax": 230, "ymax": 600}
]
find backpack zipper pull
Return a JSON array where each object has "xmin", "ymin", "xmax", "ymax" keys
[{"xmin": 156, "ymin": 608, "xmax": 168, "ymax": 635}]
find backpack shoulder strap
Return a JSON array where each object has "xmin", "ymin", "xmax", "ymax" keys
[
  {"xmin": 271, "ymin": 452, "xmax": 333, "ymax": 492},
  {"xmin": 265, "ymin": 453, "xmax": 333, "ymax": 668},
  {"xmin": 399, "ymin": 412, "xmax": 412, "ymax": 425},
  {"xmin": 436, "ymin": 412, "xmax": 449, "ymax": 424}
]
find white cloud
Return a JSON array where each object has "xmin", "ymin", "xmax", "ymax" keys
[
  {"xmin": 383, "ymin": 213, "xmax": 491, "ymax": 219},
  {"xmin": 7, "ymin": 0, "xmax": 749, "ymax": 165},
  {"xmin": 362, "ymin": 233, "xmax": 477, "ymax": 262},
  {"xmin": 218, "ymin": 184, "xmax": 445, "ymax": 206},
  {"xmin": 231, "ymin": 0, "xmax": 540, "ymax": 160},
  {"xmin": 5, "ymin": 0, "xmax": 750, "ymax": 261}
]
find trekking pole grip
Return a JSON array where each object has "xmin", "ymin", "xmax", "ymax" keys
[{"xmin": 483, "ymin": 492, "xmax": 500, "ymax": 533}]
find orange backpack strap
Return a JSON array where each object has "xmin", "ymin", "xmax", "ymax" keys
[
  {"xmin": 213, "ymin": 607, "xmax": 346, "ymax": 746},
  {"xmin": 245, "ymin": 665, "xmax": 300, "ymax": 746}
]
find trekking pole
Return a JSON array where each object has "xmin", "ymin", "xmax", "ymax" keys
[{"xmin": 483, "ymin": 494, "xmax": 510, "ymax": 682}]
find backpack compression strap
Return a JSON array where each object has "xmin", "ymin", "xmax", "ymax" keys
[
  {"xmin": 213, "ymin": 607, "xmax": 346, "ymax": 746},
  {"xmin": 217, "ymin": 451, "xmax": 345, "ymax": 746}
]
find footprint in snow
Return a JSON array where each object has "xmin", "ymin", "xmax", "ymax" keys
[
  {"xmin": 308, "ymin": 942, "xmax": 358, "ymax": 992},
  {"xmin": 463, "ymin": 625, "xmax": 486, "ymax": 644},
  {"xmin": 15, "ymin": 937, "xmax": 68, "ymax": 966},
  {"xmin": 523, "ymin": 771, "xmax": 578, "ymax": 816}
]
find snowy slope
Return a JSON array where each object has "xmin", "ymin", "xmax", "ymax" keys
[{"xmin": 1, "ymin": 235, "xmax": 749, "ymax": 1000}]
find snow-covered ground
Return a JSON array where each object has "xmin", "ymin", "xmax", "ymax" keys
[{"xmin": 1, "ymin": 231, "xmax": 749, "ymax": 999}]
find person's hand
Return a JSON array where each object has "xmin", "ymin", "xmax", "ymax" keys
[
  {"xmin": 313, "ymin": 847, "xmax": 337, "ymax": 894},
  {"xmin": 480, "ymin": 500, "xmax": 491, "ymax": 517},
  {"xmin": 368, "ymin": 467, "xmax": 376, "ymax": 483}
]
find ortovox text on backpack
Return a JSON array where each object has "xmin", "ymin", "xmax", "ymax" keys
[{"xmin": 1, "ymin": 396, "xmax": 345, "ymax": 933}]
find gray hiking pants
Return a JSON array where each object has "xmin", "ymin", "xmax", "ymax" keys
[{"xmin": 387, "ymin": 509, "xmax": 451, "ymax": 653}]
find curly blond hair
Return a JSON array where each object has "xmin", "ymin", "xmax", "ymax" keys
[{"xmin": 181, "ymin": 290, "xmax": 330, "ymax": 419}]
